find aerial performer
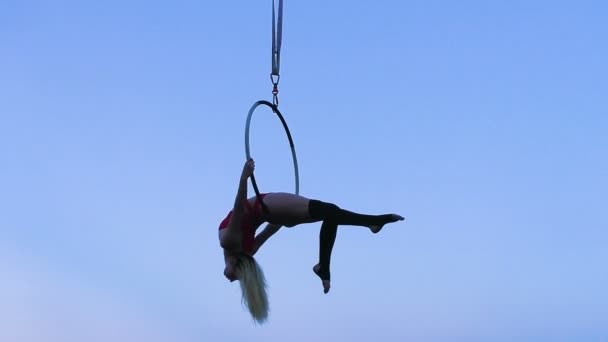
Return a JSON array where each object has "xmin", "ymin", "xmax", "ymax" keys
[
  {"xmin": 218, "ymin": 159, "xmax": 405, "ymax": 323},
  {"xmin": 219, "ymin": 0, "xmax": 404, "ymax": 324}
]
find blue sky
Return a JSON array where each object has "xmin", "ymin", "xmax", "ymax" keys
[{"xmin": 1, "ymin": 1, "xmax": 607, "ymax": 341}]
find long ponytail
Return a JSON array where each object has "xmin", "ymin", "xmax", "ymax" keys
[{"xmin": 235, "ymin": 254, "xmax": 269, "ymax": 324}]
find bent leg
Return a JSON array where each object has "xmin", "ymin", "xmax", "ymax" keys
[
  {"xmin": 313, "ymin": 220, "xmax": 337, "ymax": 294},
  {"xmin": 308, "ymin": 200, "xmax": 404, "ymax": 293},
  {"xmin": 261, "ymin": 192, "xmax": 313, "ymax": 226}
]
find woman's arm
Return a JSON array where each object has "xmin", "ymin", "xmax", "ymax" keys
[
  {"xmin": 220, "ymin": 159, "xmax": 255, "ymax": 251},
  {"xmin": 252, "ymin": 223, "xmax": 282, "ymax": 255},
  {"xmin": 232, "ymin": 159, "xmax": 255, "ymax": 213},
  {"xmin": 233, "ymin": 177, "xmax": 249, "ymax": 213}
]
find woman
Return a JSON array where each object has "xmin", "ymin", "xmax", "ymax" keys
[{"xmin": 218, "ymin": 159, "xmax": 404, "ymax": 323}]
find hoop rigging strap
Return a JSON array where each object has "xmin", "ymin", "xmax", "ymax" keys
[
  {"xmin": 242, "ymin": 1, "xmax": 295, "ymax": 218},
  {"xmin": 245, "ymin": 100, "xmax": 299, "ymax": 216},
  {"xmin": 271, "ymin": 0, "xmax": 283, "ymax": 106},
  {"xmin": 271, "ymin": 0, "xmax": 283, "ymax": 78}
]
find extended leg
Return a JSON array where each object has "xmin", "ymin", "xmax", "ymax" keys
[{"xmin": 308, "ymin": 200, "xmax": 403, "ymax": 232}]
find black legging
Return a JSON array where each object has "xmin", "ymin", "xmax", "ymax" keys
[{"xmin": 308, "ymin": 199, "xmax": 394, "ymax": 280}]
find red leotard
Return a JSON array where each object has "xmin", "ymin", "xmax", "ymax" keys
[{"xmin": 218, "ymin": 194, "xmax": 268, "ymax": 254}]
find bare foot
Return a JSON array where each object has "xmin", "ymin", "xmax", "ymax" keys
[
  {"xmin": 312, "ymin": 264, "xmax": 331, "ymax": 294},
  {"xmin": 368, "ymin": 214, "xmax": 405, "ymax": 234}
]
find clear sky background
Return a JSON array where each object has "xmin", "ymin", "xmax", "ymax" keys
[{"xmin": 1, "ymin": 1, "xmax": 607, "ymax": 341}]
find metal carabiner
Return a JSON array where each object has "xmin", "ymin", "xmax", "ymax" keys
[{"xmin": 270, "ymin": 74, "xmax": 280, "ymax": 106}]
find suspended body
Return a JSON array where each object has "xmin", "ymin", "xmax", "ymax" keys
[
  {"xmin": 220, "ymin": 0, "xmax": 405, "ymax": 325},
  {"xmin": 218, "ymin": 159, "xmax": 404, "ymax": 323}
]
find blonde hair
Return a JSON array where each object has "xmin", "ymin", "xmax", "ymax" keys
[{"xmin": 235, "ymin": 254, "xmax": 269, "ymax": 324}]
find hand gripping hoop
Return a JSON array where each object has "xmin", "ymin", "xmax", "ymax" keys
[{"xmin": 245, "ymin": 100, "xmax": 300, "ymax": 206}]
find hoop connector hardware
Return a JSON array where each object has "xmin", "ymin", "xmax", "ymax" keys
[{"xmin": 271, "ymin": 74, "xmax": 280, "ymax": 106}]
